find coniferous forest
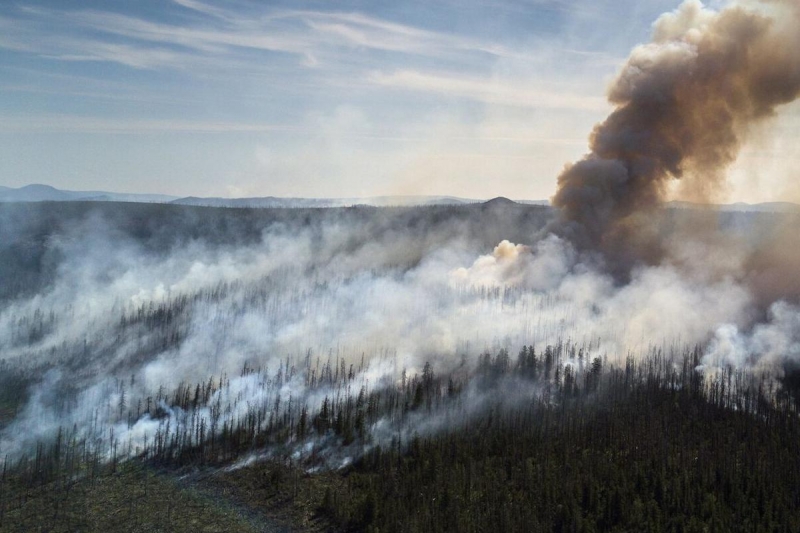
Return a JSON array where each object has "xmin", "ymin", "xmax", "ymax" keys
[{"xmin": 1, "ymin": 201, "xmax": 800, "ymax": 532}]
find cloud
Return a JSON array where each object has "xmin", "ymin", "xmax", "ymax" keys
[
  {"xmin": 367, "ymin": 69, "xmax": 609, "ymax": 111},
  {"xmin": 0, "ymin": 4, "xmax": 529, "ymax": 72},
  {"xmin": 0, "ymin": 2, "xmax": 618, "ymax": 75},
  {"xmin": 171, "ymin": 0, "xmax": 234, "ymax": 21},
  {"xmin": 0, "ymin": 115, "xmax": 287, "ymax": 134}
]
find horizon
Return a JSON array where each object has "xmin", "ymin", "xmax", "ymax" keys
[
  {"xmin": 1, "ymin": 0, "xmax": 797, "ymax": 203},
  {"xmin": 4, "ymin": 182, "xmax": 800, "ymax": 211}
]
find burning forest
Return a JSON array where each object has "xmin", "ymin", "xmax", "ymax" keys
[{"xmin": 1, "ymin": 0, "xmax": 800, "ymax": 531}]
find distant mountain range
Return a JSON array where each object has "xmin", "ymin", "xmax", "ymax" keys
[
  {"xmin": 1, "ymin": 184, "xmax": 798, "ymax": 212},
  {"xmin": 0, "ymin": 184, "xmax": 177, "ymax": 204},
  {"xmin": 171, "ymin": 194, "xmax": 485, "ymax": 208},
  {"xmin": 0, "ymin": 184, "xmax": 541, "ymax": 208}
]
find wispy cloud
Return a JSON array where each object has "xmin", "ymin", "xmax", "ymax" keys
[
  {"xmin": 290, "ymin": 10, "xmax": 520, "ymax": 59},
  {"xmin": 0, "ymin": 14, "xmax": 199, "ymax": 70},
  {"xmin": 368, "ymin": 69, "xmax": 609, "ymax": 112},
  {"xmin": 0, "ymin": 115, "xmax": 287, "ymax": 134},
  {"xmin": 171, "ymin": 0, "xmax": 234, "ymax": 22},
  {"xmin": 0, "ymin": 4, "xmax": 528, "ymax": 73}
]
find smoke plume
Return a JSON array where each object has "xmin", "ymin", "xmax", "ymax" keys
[{"xmin": 552, "ymin": 0, "xmax": 800, "ymax": 258}]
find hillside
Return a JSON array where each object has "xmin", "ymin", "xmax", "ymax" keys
[{"xmin": 1, "ymin": 201, "xmax": 800, "ymax": 531}]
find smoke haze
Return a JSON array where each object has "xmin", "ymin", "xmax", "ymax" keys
[
  {"xmin": 2, "ymin": 0, "xmax": 800, "ymax": 470},
  {"xmin": 0, "ymin": 201, "xmax": 797, "ymax": 464}
]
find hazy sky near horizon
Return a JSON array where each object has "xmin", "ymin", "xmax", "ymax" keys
[{"xmin": 0, "ymin": 0, "xmax": 798, "ymax": 200}]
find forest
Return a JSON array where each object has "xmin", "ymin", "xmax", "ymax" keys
[
  {"xmin": 1, "ymin": 200, "xmax": 800, "ymax": 532},
  {"xmin": 4, "ymin": 0, "xmax": 800, "ymax": 529}
]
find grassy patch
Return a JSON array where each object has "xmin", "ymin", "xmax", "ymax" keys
[
  {"xmin": 0, "ymin": 462, "xmax": 259, "ymax": 532},
  {"xmin": 210, "ymin": 461, "xmax": 342, "ymax": 532}
]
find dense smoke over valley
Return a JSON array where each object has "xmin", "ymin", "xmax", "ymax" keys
[
  {"xmin": 1, "ymin": 200, "xmax": 799, "ymax": 467},
  {"xmin": 2, "ymin": 0, "xmax": 800, "ymax": 477}
]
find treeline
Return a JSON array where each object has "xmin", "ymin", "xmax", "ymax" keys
[
  {"xmin": 2, "ymin": 342, "xmax": 800, "ymax": 531},
  {"xmin": 323, "ymin": 377, "xmax": 800, "ymax": 532}
]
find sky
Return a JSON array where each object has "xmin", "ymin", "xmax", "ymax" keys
[{"xmin": 0, "ymin": 0, "xmax": 797, "ymax": 201}]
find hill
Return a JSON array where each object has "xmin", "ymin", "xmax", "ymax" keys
[{"xmin": 0, "ymin": 184, "xmax": 178, "ymax": 203}]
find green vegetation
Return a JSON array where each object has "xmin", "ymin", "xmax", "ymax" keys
[
  {"xmin": 323, "ymin": 383, "xmax": 800, "ymax": 532},
  {"xmin": 0, "ymin": 462, "xmax": 261, "ymax": 532},
  {"xmin": 2, "ymin": 346, "xmax": 799, "ymax": 532}
]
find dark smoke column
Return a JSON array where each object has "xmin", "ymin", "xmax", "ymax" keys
[{"xmin": 551, "ymin": 0, "xmax": 800, "ymax": 251}]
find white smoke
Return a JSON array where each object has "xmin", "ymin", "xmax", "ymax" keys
[{"xmin": 0, "ymin": 203, "xmax": 797, "ymax": 464}]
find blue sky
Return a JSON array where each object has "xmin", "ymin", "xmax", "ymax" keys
[{"xmin": 0, "ymin": 0, "xmax": 796, "ymax": 200}]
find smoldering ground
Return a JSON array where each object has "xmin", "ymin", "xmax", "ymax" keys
[
  {"xmin": 1, "ymin": 199, "xmax": 799, "ymax": 465},
  {"xmin": 0, "ymin": 201, "xmax": 561, "ymax": 461}
]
